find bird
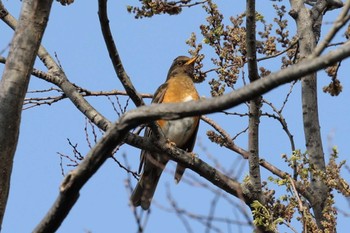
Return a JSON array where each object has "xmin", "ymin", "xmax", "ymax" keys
[{"xmin": 130, "ymin": 56, "xmax": 200, "ymax": 210}]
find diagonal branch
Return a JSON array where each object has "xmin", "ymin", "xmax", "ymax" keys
[
  {"xmin": 0, "ymin": 3, "xmax": 111, "ymax": 131},
  {"xmin": 201, "ymin": 115, "xmax": 248, "ymax": 159},
  {"xmin": 34, "ymin": 113, "xmax": 243, "ymax": 232},
  {"xmin": 98, "ymin": 0, "xmax": 144, "ymax": 107},
  {"xmin": 312, "ymin": 0, "xmax": 350, "ymax": 57},
  {"xmin": 33, "ymin": 39, "xmax": 350, "ymax": 231}
]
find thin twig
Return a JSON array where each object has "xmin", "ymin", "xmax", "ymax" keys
[
  {"xmin": 201, "ymin": 115, "xmax": 249, "ymax": 159},
  {"xmin": 166, "ymin": 185, "xmax": 194, "ymax": 233},
  {"xmin": 312, "ymin": 0, "xmax": 350, "ymax": 57},
  {"xmin": 124, "ymin": 154, "xmax": 149, "ymax": 233},
  {"xmin": 262, "ymin": 99, "xmax": 295, "ymax": 151},
  {"xmin": 257, "ymin": 38, "xmax": 299, "ymax": 62},
  {"xmin": 280, "ymin": 80, "xmax": 297, "ymax": 113},
  {"xmin": 288, "ymin": 176, "xmax": 308, "ymax": 233},
  {"xmin": 205, "ymin": 192, "xmax": 221, "ymax": 233}
]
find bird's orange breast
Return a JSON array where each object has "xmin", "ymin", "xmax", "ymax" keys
[
  {"xmin": 162, "ymin": 76, "xmax": 199, "ymax": 103},
  {"xmin": 156, "ymin": 76, "xmax": 199, "ymax": 146}
]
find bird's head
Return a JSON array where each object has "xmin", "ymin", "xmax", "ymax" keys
[{"xmin": 166, "ymin": 56, "xmax": 197, "ymax": 80}]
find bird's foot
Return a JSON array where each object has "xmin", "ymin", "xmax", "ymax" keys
[
  {"xmin": 189, "ymin": 152, "xmax": 197, "ymax": 164},
  {"xmin": 166, "ymin": 139, "xmax": 177, "ymax": 147}
]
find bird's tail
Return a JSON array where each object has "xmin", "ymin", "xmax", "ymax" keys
[
  {"xmin": 130, "ymin": 165, "xmax": 163, "ymax": 210},
  {"xmin": 174, "ymin": 163, "xmax": 186, "ymax": 183}
]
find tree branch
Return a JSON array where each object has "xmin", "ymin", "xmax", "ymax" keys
[
  {"xmin": 98, "ymin": 0, "xmax": 144, "ymax": 107},
  {"xmin": 202, "ymin": 115, "xmax": 313, "ymax": 203},
  {"xmin": 245, "ymin": 4, "xmax": 265, "ymax": 231},
  {"xmin": 33, "ymin": 37, "xmax": 350, "ymax": 231},
  {"xmin": 0, "ymin": 3, "xmax": 112, "ymax": 131},
  {"xmin": 201, "ymin": 115, "xmax": 248, "ymax": 159},
  {"xmin": 34, "ymin": 110, "xmax": 243, "ymax": 232},
  {"xmin": 261, "ymin": 98, "xmax": 296, "ymax": 152},
  {"xmin": 2, "ymin": 57, "xmax": 154, "ymax": 109}
]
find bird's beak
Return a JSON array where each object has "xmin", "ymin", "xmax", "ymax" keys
[{"xmin": 185, "ymin": 56, "xmax": 197, "ymax": 65}]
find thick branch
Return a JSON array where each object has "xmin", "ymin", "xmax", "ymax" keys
[
  {"xmin": 34, "ymin": 112, "xmax": 243, "ymax": 232},
  {"xmin": 34, "ymin": 39, "xmax": 350, "ymax": 231},
  {"xmin": 33, "ymin": 120, "xmax": 130, "ymax": 233},
  {"xmin": 0, "ymin": 0, "xmax": 53, "ymax": 227}
]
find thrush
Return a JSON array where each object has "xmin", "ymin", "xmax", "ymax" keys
[{"xmin": 130, "ymin": 56, "xmax": 200, "ymax": 210}]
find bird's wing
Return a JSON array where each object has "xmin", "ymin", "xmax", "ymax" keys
[
  {"xmin": 138, "ymin": 127, "xmax": 151, "ymax": 173},
  {"xmin": 152, "ymin": 82, "xmax": 168, "ymax": 104},
  {"xmin": 138, "ymin": 82, "xmax": 168, "ymax": 172}
]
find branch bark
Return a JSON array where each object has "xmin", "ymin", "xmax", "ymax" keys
[{"xmin": 0, "ymin": 0, "xmax": 53, "ymax": 227}]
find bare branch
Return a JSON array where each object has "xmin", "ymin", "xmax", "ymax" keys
[
  {"xmin": 166, "ymin": 185, "xmax": 194, "ymax": 233},
  {"xmin": 288, "ymin": 176, "xmax": 310, "ymax": 232},
  {"xmin": 159, "ymin": 185, "xmax": 251, "ymax": 232},
  {"xmin": 34, "ymin": 106, "xmax": 243, "ymax": 232},
  {"xmin": 201, "ymin": 115, "xmax": 302, "ymax": 196},
  {"xmin": 98, "ymin": 0, "xmax": 144, "ymax": 107},
  {"xmin": 1, "ymin": 6, "xmax": 112, "ymax": 130},
  {"xmin": 123, "ymin": 154, "xmax": 150, "ymax": 233},
  {"xmin": 261, "ymin": 99, "xmax": 295, "ymax": 152}
]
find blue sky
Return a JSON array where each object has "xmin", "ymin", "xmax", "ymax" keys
[{"xmin": 1, "ymin": 0, "xmax": 350, "ymax": 232}]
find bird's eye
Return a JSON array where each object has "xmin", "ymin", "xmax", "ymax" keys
[{"xmin": 177, "ymin": 61, "xmax": 184, "ymax": 66}]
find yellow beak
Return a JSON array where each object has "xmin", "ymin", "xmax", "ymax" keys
[{"xmin": 185, "ymin": 56, "xmax": 197, "ymax": 65}]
